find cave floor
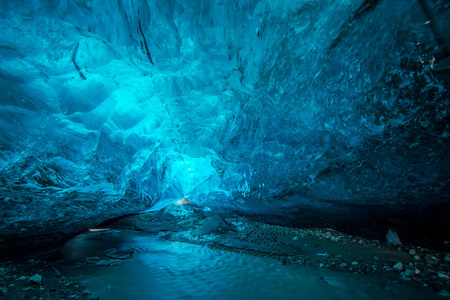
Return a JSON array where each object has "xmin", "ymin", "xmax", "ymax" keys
[{"xmin": 0, "ymin": 203, "xmax": 449, "ymax": 299}]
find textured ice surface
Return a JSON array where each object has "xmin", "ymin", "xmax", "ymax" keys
[{"xmin": 0, "ymin": 0, "xmax": 449, "ymax": 245}]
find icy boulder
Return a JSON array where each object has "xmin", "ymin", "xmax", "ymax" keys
[{"xmin": 0, "ymin": 0, "xmax": 449, "ymax": 254}]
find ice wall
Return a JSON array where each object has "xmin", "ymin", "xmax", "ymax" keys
[{"xmin": 0, "ymin": 0, "xmax": 449, "ymax": 250}]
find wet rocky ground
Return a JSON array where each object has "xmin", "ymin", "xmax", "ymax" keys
[
  {"xmin": 110, "ymin": 202, "xmax": 450, "ymax": 298},
  {"xmin": 0, "ymin": 258, "xmax": 97, "ymax": 299},
  {"xmin": 1, "ymin": 201, "xmax": 449, "ymax": 299}
]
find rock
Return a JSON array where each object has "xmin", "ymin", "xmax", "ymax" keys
[
  {"xmin": 192, "ymin": 215, "xmax": 236, "ymax": 235},
  {"xmin": 84, "ymin": 257, "xmax": 101, "ymax": 264},
  {"xmin": 414, "ymin": 255, "xmax": 421, "ymax": 261},
  {"xmin": 415, "ymin": 269, "xmax": 421, "ymax": 275},
  {"xmin": 403, "ymin": 269, "xmax": 414, "ymax": 277},
  {"xmin": 409, "ymin": 249, "xmax": 416, "ymax": 256},
  {"xmin": 29, "ymin": 274, "xmax": 42, "ymax": 285},
  {"xmin": 393, "ymin": 262, "xmax": 403, "ymax": 271},
  {"xmin": 95, "ymin": 260, "xmax": 122, "ymax": 267},
  {"xmin": 386, "ymin": 229, "xmax": 402, "ymax": 245},
  {"xmin": 437, "ymin": 272, "xmax": 449, "ymax": 280},
  {"xmin": 154, "ymin": 209, "xmax": 175, "ymax": 221},
  {"xmin": 438, "ymin": 290, "xmax": 450, "ymax": 297},
  {"xmin": 352, "ymin": 261, "xmax": 358, "ymax": 266},
  {"xmin": 293, "ymin": 236, "xmax": 298, "ymax": 240},
  {"xmin": 18, "ymin": 276, "xmax": 28, "ymax": 280},
  {"xmin": 0, "ymin": 286, "xmax": 7, "ymax": 294},
  {"xmin": 424, "ymin": 254, "xmax": 436, "ymax": 263},
  {"xmin": 317, "ymin": 252, "xmax": 329, "ymax": 257},
  {"xmin": 202, "ymin": 207, "xmax": 214, "ymax": 217},
  {"xmin": 163, "ymin": 199, "xmax": 195, "ymax": 217},
  {"xmin": 444, "ymin": 256, "xmax": 450, "ymax": 263},
  {"xmin": 105, "ymin": 248, "xmax": 134, "ymax": 260}
]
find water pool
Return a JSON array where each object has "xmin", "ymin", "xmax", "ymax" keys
[{"xmin": 60, "ymin": 231, "xmax": 444, "ymax": 300}]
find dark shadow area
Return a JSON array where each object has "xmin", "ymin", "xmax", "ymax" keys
[{"xmin": 248, "ymin": 202, "xmax": 450, "ymax": 251}]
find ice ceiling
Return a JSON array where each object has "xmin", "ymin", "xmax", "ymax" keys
[{"xmin": 0, "ymin": 0, "xmax": 449, "ymax": 246}]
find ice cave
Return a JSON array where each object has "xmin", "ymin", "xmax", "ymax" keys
[{"xmin": 0, "ymin": 0, "xmax": 449, "ymax": 299}]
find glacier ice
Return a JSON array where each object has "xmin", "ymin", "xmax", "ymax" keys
[{"xmin": 0, "ymin": 0, "xmax": 449, "ymax": 251}]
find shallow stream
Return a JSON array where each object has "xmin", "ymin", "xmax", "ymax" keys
[{"xmin": 59, "ymin": 231, "xmax": 443, "ymax": 300}]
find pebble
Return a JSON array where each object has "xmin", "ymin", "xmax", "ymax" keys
[
  {"xmin": 414, "ymin": 255, "xmax": 421, "ymax": 261},
  {"xmin": 403, "ymin": 269, "xmax": 414, "ymax": 277},
  {"xmin": 409, "ymin": 249, "xmax": 416, "ymax": 256},
  {"xmin": 437, "ymin": 272, "xmax": 449, "ymax": 280},
  {"xmin": 352, "ymin": 261, "xmax": 358, "ymax": 266},
  {"xmin": 386, "ymin": 229, "xmax": 402, "ymax": 245},
  {"xmin": 0, "ymin": 287, "xmax": 7, "ymax": 294},
  {"xmin": 438, "ymin": 290, "xmax": 450, "ymax": 297},
  {"xmin": 82, "ymin": 289, "xmax": 91, "ymax": 295},
  {"xmin": 29, "ymin": 274, "xmax": 42, "ymax": 285},
  {"xmin": 393, "ymin": 262, "xmax": 403, "ymax": 271},
  {"xmin": 425, "ymin": 254, "xmax": 437, "ymax": 263}
]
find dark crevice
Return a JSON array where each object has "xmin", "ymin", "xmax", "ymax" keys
[
  {"xmin": 351, "ymin": 0, "xmax": 380, "ymax": 22},
  {"xmin": 138, "ymin": 8, "xmax": 155, "ymax": 65},
  {"xmin": 96, "ymin": 212, "xmax": 142, "ymax": 228},
  {"xmin": 71, "ymin": 42, "xmax": 87, "ymax": 80},
  {"xmin": 329, "ymin": 0, "xmax": 381, "ymax": 51},
  {"xmin": 248, "ymin": 202, "xmax": 450, "ymax": 251}
]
